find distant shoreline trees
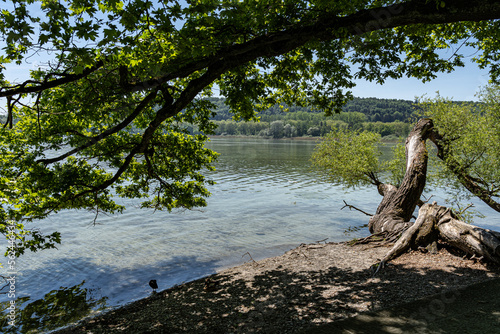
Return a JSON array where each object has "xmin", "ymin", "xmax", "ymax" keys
[
  {"xmin": 188, "ymin": 97, "xmax": 415, "ymax": 139},
  {"xmin": 198, "ymin": 97, "xmax": 482, "ymax": 140}
]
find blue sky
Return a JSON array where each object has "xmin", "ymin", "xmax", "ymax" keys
[
  {"xmin": 351, "ymin": 61, "xmax": 490, "ymax": 101},
  {"xmin": 1, "ymin": 11, "xmax": 490, "ymax": 104}
]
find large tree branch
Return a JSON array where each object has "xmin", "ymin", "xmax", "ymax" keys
[
  {"xmin": 123, "ymin": 0, "xmax": 500, "ymax": 92},
  {"xmin": 2, "ymin": 0, "xmax": 499, "ymax": 99},
  {"xmin": 5, "ymin": 0, "xmax": 500, "ymax": 218},
  {"xmin": 36, "ymin": 89, "xmax": 159, "ymax": 165},
  {"xmin": 0, "ymin": 61, "xmax": 104, "ymax": 97},
  {"xmin": 62, "ymin": 61, "xmax": 230, "ymax": 206},
  {"xmin": 428, "ymin": 125, "xmax": 500, "ymax": 213},
  {"xmin": 125, "ymin": 0, "xmax": 500, "ymax": 92},
  {"xmin": 3, "ymin": 95, "xmax": 17, "ymax": 129}
]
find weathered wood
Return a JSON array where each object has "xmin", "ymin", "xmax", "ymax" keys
[
  {"xmin": 369, "ymin": 119, "xmax": 432, "ymax": 234},
  {"xmin": 379, "ymin": 203, "xmax": 441, "ymax": 264},
  {"xmin": 436, "ymin": 209, "xmax": 500, "ymax": 263},
  {"xmin": 373, "ymin": 202, "xmax": 500, "ymax": 271},
  {"xmin": 487, "ymin": 229, "xmax": 500, "ymax": 240},
  {"xmin": 365, "ymin": 119, "xmax": 500, "ymax": 268}
]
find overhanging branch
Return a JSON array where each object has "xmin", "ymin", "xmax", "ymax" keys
[
  {"xmin": 428, "ymin": 124, "xmax": 500, "ymax": 213},
  {"xmin": 36, "ymin": 89, "xmax": 159, "ymax": 165},
  {"xmin": 0, "ymin": 61, "xmax": 104, "ymax": 98},
  {"xmin": 3, "ymin": 1, "xmax": 498, "ymax": 99},
  {"xmin": 124, "ymin": 0, "xmax": 500, "ymax": 93}
]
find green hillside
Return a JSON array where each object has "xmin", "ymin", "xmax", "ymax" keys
[
  {"xmin": 200, "ymin": 97, "xmax": 416, "ymax": 139},
  {"xmin": 207, "ymin": 96, "xmax": 416, "ymax": 123}
]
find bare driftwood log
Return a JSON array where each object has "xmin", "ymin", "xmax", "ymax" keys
[
  {"xmin": 437, "ymin": 208, "xmax": 500, "ymax": 262},
  {"xmin": 365, "ymin": 118, "xmax": 500, "ymax": 269}
]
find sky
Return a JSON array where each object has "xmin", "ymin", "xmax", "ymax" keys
[
  {"xmin": 1, "ymin": 0, "xmax": 492, "ymax": 104},
  {"xmin": 351, "ymin": 61, "xmax": 490, "ymax": 101}
]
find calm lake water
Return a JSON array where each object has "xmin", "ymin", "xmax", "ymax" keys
[{"xmin": 1, "ymin": 137, "xmax": 499, "ymax": 332}]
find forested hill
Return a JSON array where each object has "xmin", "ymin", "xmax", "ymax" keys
[
  {"xmin": 208, "ymin": 96, "xmax": 416, "ymax": 123},
  {"xmin": 342, "ymin": 97, "xmax": 416, "ymax": 122}
]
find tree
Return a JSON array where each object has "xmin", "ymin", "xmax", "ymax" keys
[
  {"xmin": 269, "ymin": 120, "xmax": 285, "ymax": 138},
  {"xmin": 283, "ymin": 123, "xmax": 297, "ymax": 138},
  {"xmin": 307, "ymin": 126, "xmax": 321, "ymax": 137},
  {"xmin": 1, "ymin": 0, "xmax": 500, "ymax": 257},
  {"xmin": 419, "ymin": 91, "xmax": 500, "ymax": 213},
  {"xmin": 312, "ymin": 85, "xmax": 500, "ymax": 266}
]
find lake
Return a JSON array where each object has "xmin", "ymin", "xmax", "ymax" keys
[{"xmin": 1, "ymin": 137, "xmax": 499, "ymax": 332}]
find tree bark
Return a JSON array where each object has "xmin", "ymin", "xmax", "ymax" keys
[
  {"xmin": 367, "ymin": 118, "xmax": 500, "ymax": 266},
  {"xmin": 379, "ymin": 202, "xmax": 500, "ymax": 265},
  {"xmin": 369, "ymin": 118, "xmax": 432, "ymax": 234}
]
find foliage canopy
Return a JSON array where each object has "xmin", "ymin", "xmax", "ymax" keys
[
  {"xmin": 311, "ymin": 128, "xmax": 384, "ymax": 188},
  {"xmin": 1, "ymin": 0, "xmax": 500, "ymax": 256}
]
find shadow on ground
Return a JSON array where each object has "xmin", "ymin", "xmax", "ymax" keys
[
  {"xmin": 304, "ymin": 278, "xmax": 500, "ymax": 334},
  {"xmin": 50, "ymin": 254, "xmax": 500, "ymax": 334}
]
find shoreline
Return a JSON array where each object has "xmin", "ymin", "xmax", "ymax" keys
[
  {"xmin": 53, "ymin": 241, "xmax": 500, "ymax": 333},
  {"xmin": 209, "ymin": 134, "xmax": 322, "ymax": 141},
  {"xmin": 208, "ymin": 134, "xmax": 402, "ymax": 142}
]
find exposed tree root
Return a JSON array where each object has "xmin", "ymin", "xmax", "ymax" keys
[
  {"xmin": 337, "ymin": 119, "xmax": 500, "ymax": 274},
  {"xmin": 370, "ymin": 202, "xmax": 500, "ymax": 274},
  {"xmin": 349, "ymin": 229, "xmax": 404, "ymax": 247}
]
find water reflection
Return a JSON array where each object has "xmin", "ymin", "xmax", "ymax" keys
[{"xmin": 0, "ymin": 281, "xmax": 107, "ymax": 333}]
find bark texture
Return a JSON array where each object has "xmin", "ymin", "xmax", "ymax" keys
[
  {"xmin": 380, "ymin": 202, "xmax": 500, "ymax": 264},
  {"xmin": 368, "ymin": 118, "xmax": 500, "ymax": 266},
  {"xmin": 369, "ymin": 118, "xmax": 432, "ymax": 234}
]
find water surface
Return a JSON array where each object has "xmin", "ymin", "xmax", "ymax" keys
[{"xmin": 1, "ymin": 137, "xmax": 498, "ymax": 332}]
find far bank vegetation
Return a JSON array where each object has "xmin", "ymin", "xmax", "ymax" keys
[{"xmin": 184, "ymin": 97, "xmax": 473, "ymax": 140}]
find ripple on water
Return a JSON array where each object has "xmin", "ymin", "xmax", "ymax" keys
[{"xmin": 3, "ymin": 138, "xmax": 498, "ymax": 331}]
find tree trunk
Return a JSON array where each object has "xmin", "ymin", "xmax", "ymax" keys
[
  {"xmin": 428, "ymin": 129, "xmax": 500, "ymax": 213},
  {"xmin": 369, "ymin": 118, "xmax": 432, "ymax": 234},
  {"xmin": 368, "ymin": 118, "xmax": 500, "ymax": 266}
]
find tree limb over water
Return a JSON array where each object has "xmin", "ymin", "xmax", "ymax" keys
[{"xmin": 1, "ymin": 0, "xmax": 500, "ymax": 257}]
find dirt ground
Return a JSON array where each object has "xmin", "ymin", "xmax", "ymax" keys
[{"xmin": 53, "ymin": 241, "xmax": 500, "ymax": 333}]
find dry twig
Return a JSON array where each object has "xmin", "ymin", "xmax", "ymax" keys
[{"xmin": 341, "ymin": 200, "xmax": 373, "ymax": 216}]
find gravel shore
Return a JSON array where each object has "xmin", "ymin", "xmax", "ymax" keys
[{"xmin": 54, "ymin": 242, "xmax": 500, "ymax": 333}]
